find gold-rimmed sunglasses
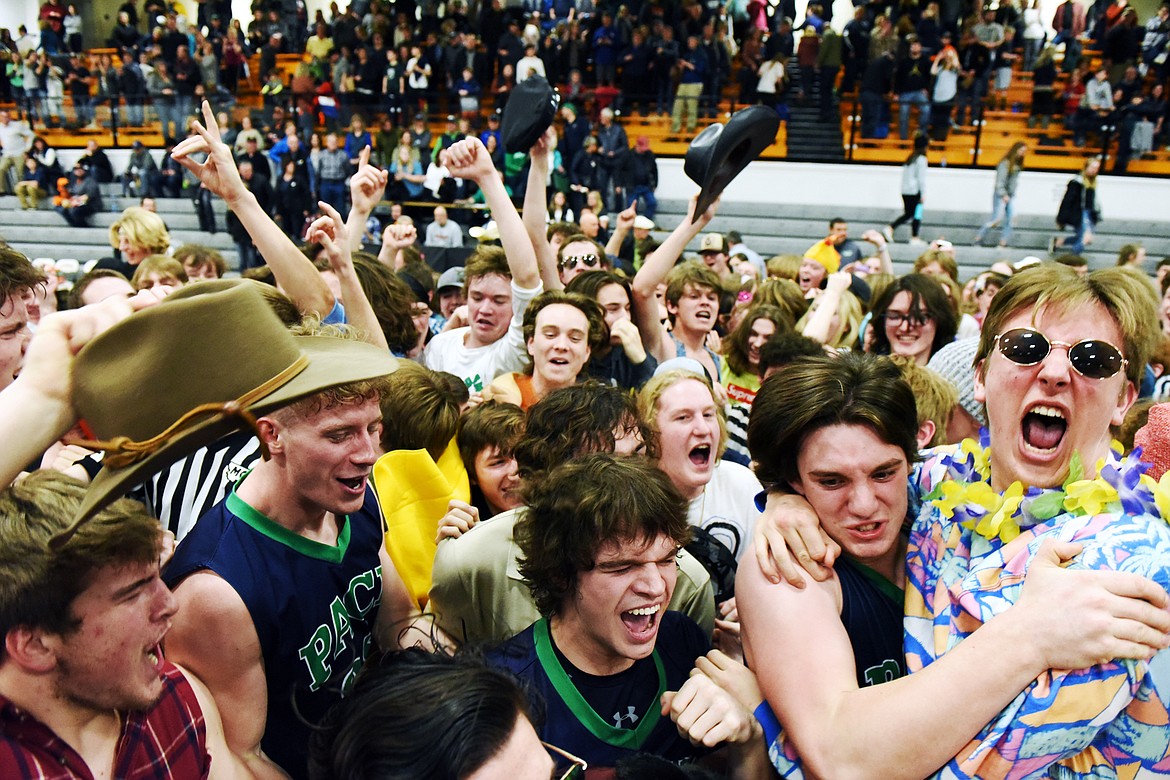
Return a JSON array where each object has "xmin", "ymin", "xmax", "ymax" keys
[{"xmin": 542, "ymin": 741, "xmax": 588, "ymax": 779}]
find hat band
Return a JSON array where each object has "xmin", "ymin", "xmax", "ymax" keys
[{"xmin": 69, "ymin": 354, "xmax": 310, "ymax": 470}]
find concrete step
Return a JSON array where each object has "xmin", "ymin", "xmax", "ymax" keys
[
  {"xmin": 9, "ymin": 242, "xmax": 240, "ymax": 267},
  {"xmin": 0, "ymin": 208, "xmax": 210, "ymax": 232},
  {"xmin": 0, "ymin": 224, "xmax": 235, "ymax": 249}
]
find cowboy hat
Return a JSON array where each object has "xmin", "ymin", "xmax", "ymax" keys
[
  {"xmin": 684, "ymin": 105, "xmax": 779, "ymax": 222},
  {"xmin": 59, "ymin": 282, "xmax": 398, "ymax": 542},
  {"xmin": 501, "ymin": 75, "xmax": 561, "ymax": 154}
]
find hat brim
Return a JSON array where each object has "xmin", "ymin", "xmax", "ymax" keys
[
  {"xmin": 685, "ymin": 106, "xmax": 779, "ymax": 222},
  {"xmin": 73, "ymin": 336, "xmax": 397, "ymax": 526}
]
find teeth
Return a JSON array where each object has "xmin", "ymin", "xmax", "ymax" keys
[
  {"xmin": 1030, "ymin": 405, "xmax": 1065, "ymax": 419},
  {"xmin": 628, "ymin": 605, "xmax": 660, "ymax": 616},
  {"xmin": 147, "ymin": 651, "xmax": 158, "ymax": 664},
  {"xmin": 857, "ymin": 523, "xmax": 878, "ymax": 532}
]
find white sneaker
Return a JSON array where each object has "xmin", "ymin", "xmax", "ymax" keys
[
  {"xmin": 909, "ymin": 237, "xmax": 927, "ymax": 246},
  {"xmin": 881, "ymin": 225, "xmax": 894, "ymax": 243}
]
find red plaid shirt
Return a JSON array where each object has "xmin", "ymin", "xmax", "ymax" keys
[{"xmin": 0, "ymin": 661, "xmax": 210, "ymax": 779}]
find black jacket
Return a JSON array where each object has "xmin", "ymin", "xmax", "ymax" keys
[{"xmin": 1056, "ymin": 176, "xmax": 1100, "ymax": 228}]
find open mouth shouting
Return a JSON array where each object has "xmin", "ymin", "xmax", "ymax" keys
[
  {"xmin": 621, "ymin": 604, "xmax": 661, "ymax": 642},
  {"xmin": 337, "ymin": 475, "xmax": 368, "ymax": 495},
  {"xmin": 1020, "ymin": 404, "xmax": 1067, "ymax": 454},
  {"xmin": 689, "ymin": 444, "xmax": 712, "ymax": 469}
]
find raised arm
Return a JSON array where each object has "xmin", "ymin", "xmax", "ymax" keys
[
  {"xmin": 345, "ymin": 146, "xmax": 388, "ymax": 253},
  {"xmin": 736, "ymin": 538, "xmax": 1170, "ymax": 780},
  {"xmin": 522, "ymin": 128, "xmax": 562, "ymax": 291},
  {"xmin": 307, "ymin": 201, "xmax": 388, "ymax": 351},
  {"xmin": 442, "ymin": 137, "xmax": 540, "ymax": 289},
  {"xmin": 860, "ymin": 229, "xmax": 894, "ymax": 274},
  {"xmin": 605, "ymin": 202, "xmax": 635, "ymax": 258},
  {"xmin": 801, "ymin": 272, "xmax": 850, "ymax": 344},
  {"xmin": 172, "ymin": 101, "xmax": 335, "ymax": 318},
  {"xmin": 631, "ymin": 194, "xmax": 716, "ymax": 362}
]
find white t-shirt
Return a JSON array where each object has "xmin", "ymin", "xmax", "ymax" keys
[
  {"xmin": 424, "ymin": 280, "xmax": 542, "ymax": 392},
  {"xmin": 687, "ymin": 460, "xmax": 762, "ymax": 562},
  {"xmin": 515, "ymin": 55, "xmax": 546, "ymax": 82}
]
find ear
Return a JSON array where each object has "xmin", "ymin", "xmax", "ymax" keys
[
  {"xmin": 916, "ymin": 420, "xmax": 936, "ymax": 450},
  {"xmin": 5, "ymin": 627, "xmax": 59, "ymax": 674},
  {"xmin": 788, "ymin": 479, "xmax": 806, "ymax": 498},
  {"xmin": 972, "ymin": 359, "xmax": 987, "ymax": 405},
  {"xmin": 526, "ymin": 336, "xmax": 535, "ymax": 359},
  {"xmin": 256, "ymin": 416, "xmax": 283, "ymax": 454},
  {"xmin": 1112, "ymin": 379, "xmax": 1138, "ymax": 428}
]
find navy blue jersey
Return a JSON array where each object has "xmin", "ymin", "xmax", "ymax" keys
[
  {"xmin": 487, "ymin": 612, "xmax": 711, "ymax": 772},
  {"xmin": 164, "ymin": 482, "xmax": 385, "ymax": 780},
  {"xmin": 837, "ymin": 556, "xmax": 905, "ymax": 687}
]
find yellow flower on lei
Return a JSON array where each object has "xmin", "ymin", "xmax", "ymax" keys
[
  {"xmin": 933, "ymin": 479, "xmax": 1001, "ymax": 518},
  {"xmin": 960, "ymin": 438, "xmax": 992, "ymax": 481},
  {"xmin": 1155, "ymin": 472, "xmax": 1170, "ymax": 521},
  {"xmin": 975, "ymin": 481, "xmax": 1024, "ymax": 543},
  {"xmin": 1063, "ymin": 478, "xmax": 1119, "ymax": 517}
]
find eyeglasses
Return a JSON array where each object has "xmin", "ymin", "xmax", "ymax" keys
[
  {"xmin": 559, "ymin": 254, "xmax": 600, "ymax": 272},
  {"xmin": 995, "ymin": 327, "xmax": 1128, "ymax": 380},
  {"xmin": 542, "ymin": 741, "xmax": 588, "ymax": 780},
  {"xmin": 883, "ymin": 311, "xmax": 933, "ymax": 329}
]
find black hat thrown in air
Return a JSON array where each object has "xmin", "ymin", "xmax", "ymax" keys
[
  {"xmin": 501, "ymin": 76, "xmax": 561, "ymax": 154},
  {"xmin": 684, "ymin": 105, "xmax": 779, "ymax": 222}
]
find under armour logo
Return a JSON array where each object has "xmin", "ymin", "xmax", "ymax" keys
[{"xmin": 612, "ymin": 706, "xmax": 639, "ymax": 728}]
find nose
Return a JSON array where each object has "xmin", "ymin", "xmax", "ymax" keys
[
  {"xmin": 1036, "ymin": 345, "xmax": 1072, "ymax": 389},
  {"xmin": 633, "ymin": 562, "xmax": 668, "ymax": 599},
  {"xmin": 153, "ymin": 579, "xmax": 179, "ymax": 623},
  {"xmin": 353, "ymin": 428, "xmax": 380, "ymax": 465},
  {"xmin": 848, "ymin": 481, "xmax": 880, "ymax": 518}
]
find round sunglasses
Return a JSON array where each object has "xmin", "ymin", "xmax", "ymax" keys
[
  {"xmin": 559, "ymin": 254, "xmax": 600, "ymax": 272},
  {"xmin": 995, "ymin": 327, "xmax": 1128, "ymax": 380}
]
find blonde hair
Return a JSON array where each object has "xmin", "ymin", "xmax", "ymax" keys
[
  {"xmin": 130, "ymin": 255, "xmax": 187, "ymax": 290},
  {"xmin": 889, "ymin": 356, "xmax": 957, "ymax": 447},
  {"xmin": 637, "ymin": 370, "xmax": 728, "ymax": 460},
  {"xmin": 108, "ymin": 206, "xmax": 171, "ymax": 255},
  {"xmin": 796, "ymin": 289, "xmax": 865, "ymax": 349}
]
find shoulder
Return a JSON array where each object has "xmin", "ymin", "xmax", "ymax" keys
[{"xmin": 435, "ymin": 509, "xmax": 521, "ymax": 569}]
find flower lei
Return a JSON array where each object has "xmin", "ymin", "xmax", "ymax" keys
[{"xmin": 926, "ymin": 430, "xmax": 1170, "ymax": 544}]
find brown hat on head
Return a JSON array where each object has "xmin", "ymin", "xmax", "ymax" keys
[{"xmin": 58, "ymin": 283, "xmax": 398, "ymax": 544}]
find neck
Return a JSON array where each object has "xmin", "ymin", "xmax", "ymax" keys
[
  {"xmin": 530, "ymin": 370, "xmax": 572, "ymax": 399},
  {"xmin": 549, "ymin": 614, "xmax": 635, "ymax": 676},
  {"xmin": 0, "ymin": 668, "xmax": 121, "ymax": 774},
  {"xmin": 855, "ymin": 535, "xmax": 906, "ymax": 587},
  {"xmin": 673, "ymin": 324, "xmax": 708, "ymax": 349},
  {"xmin": 235, "ymin": 460, "xmax": 336, "ymax": 540}
]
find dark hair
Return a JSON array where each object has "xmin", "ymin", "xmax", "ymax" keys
[
  {"xmin": 516, "ymin": 454, "xmax": 690, "ymax": 616},
  {"xmin": 66, "ymin": 268, "xmax": 130, "ymax": 310},
  {"xmin": 520, "ymin": 289, "xmax": 608, "ymax": 369},
  {"xmin": 724, "ymin": 304, "xmax": 790, "ymax": 377},
  {"xmin": 514, "ymin": 382, "xmax": 646, "ymax": 477},
  {"xmin": 749, "ymin": 352, "xmax": 919, "ymax": 491},
  {"xmin": 0, "ymin": 245, "xmax": 45, "ymax": 304},
  {"xmin": 757, "ymin": 331, "xmax": 826, "ymax": 378},
  {"xmin": 463, "ymin": 245, "xmax": 510, "ymax": 290},
  {"xmin": 0, "ymin": 472, "xmax": 162, "ymax": 660},
  {"xmin": 309, "ymin": 649, "xmax": 536, "ymax": 780},
  {"xmin": 905, "ymin": 132, "xmax": 928, "ymax": 164},
  {"xmin": 457, "ymin": 400, "xmax": 526, "ymax": 476},
  {"xmin": 869, "ymin": 273, "xmax": 958, "ymax": 359}
]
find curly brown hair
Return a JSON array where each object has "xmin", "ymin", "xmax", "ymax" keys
[{"xmin": 516, "ymin": 454, "xmax": 690, "ymax": 616}]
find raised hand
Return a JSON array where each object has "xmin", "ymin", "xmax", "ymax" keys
[
  {"xmin": 439, "ymin": 137, "xmax": 497, "ymax": 183},
  {"xmin": 349, "ymin": 146, "xmax": 388, "ymax": 215},
  {"xmin": 170, "ymin": 101, "xmax": 247, "ymax": 206},
  {"xmin": 306, "ymin": 201, "xmax": 351, "ymax": 275}
]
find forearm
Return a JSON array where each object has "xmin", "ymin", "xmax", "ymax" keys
[
  {"xmin": 479, "ymin": 173, "xmax": 539, "ymax": 289},
  {"xmin": 605, "ymin": 224, "xmax": 628, "ymax": 257},
  {"xmin": 0, "ymin": 379, "xmax": 75, "ymax": 487},
  {"xmin": 231, "ymin": 191, "xmax": 334, "ymax": 317},
  {"xmin": 344, "ymin": 202, "xmax": 370, "ymax": 253},
  {"xmin": 801, "ymin": 291, "xmax": 841, "ymax": 344},
  {"xmin": 632, "ymin": 216, "xmax": 700, "ymax": 299},
  {"xmin": 337, "ymin": 263, "xmax": 388, "ymax": 350},
  {"xmin": 523, "ymin": 155, "xmax": 561, "ymax": 290},
  {"xmin": 724, "ymin": 730, "xmax": 773, "ymax": 780}
]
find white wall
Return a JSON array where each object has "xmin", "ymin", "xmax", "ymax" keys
[{"xmin": 656, "ymin": 158, "xmax": 1170, "ymax": 223}]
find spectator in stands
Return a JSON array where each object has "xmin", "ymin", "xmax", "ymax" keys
[
  {"xmin": 619, "ymin": 30, "xmax": 653, "ymax": 116},
  {"xmin": 1053, "ymin": 155, "xmax": 1102, "ymax": 255},
  {"xmin": 652, "ymin": 25, "xmax": 680, "ymax": 117},
  {"xmin": 671, "ymin": 35, "xmax": 708, "ymax": 136},
  {"xmin": 869, "ymin": 272, "xmax": 957, "ymax": 365},
  {"xmin": 559, "ymin": 102, "xmax": 589, "ymax": 172},
  {"xmin": 596, "ymin": 107, "xmax": 628, "ymax": 212},
  {"xmin": 55, "ymin": 162, "xmax": 101, "ymax": 227},
  {"xmin": 148, "ymin": 60, "xmax": 180, "ymax": 141},
  {"xmin": 75, "ymin": 139, "xmax": 113, "ymax": 184},
  {"xmin": 0, "ymin": 109, "xmax": 33, "ymax": 195},
  {"xmin": 955, "ymin": 30, "xmax": 991, "ymax": 127},
  {"xmin": 1074, "ymin": 66, "xmax": 1114, "ymax": 146},
  {"xmin": 895, "ymin": 36, "xmax": 932, "ymax": 140},
  {"xmin": 515, "ymin": 43, "xmax": 545, "ymax": 82},
  {"xmin": 1052, "ymin": 0, "xmax": 1087, "ymax": 71},
  {"xmin": 226, "ymin": 160, "xmax": 270, "ymax": 270},
  {"xmin": 883, "ymin": 133, "xmax": 929, "ymax": 245},
  {"xmin": 1143, "ymin": 5, "xmax": 1170, "ymax": 79},
  {"xmin": 624, "ymin": 136, "xmax": 658, "ymax": 218},
  {"xmin": 971, "ymin": 141, "xmax": 1027, "ymax": 247},
  {"xmin": 316, "ymin": 132, "xmax": 351, "ymax": 218},
  {"xmin": 859, "ymin": 50, "xmax": 895, "ymax": 137},
  {"xmin": 569, "ymin": 136, "xmax": 603, "ymax": 215},
  {"xmin": 63, "ymin": 52, "xmax": 92, "ymax": 128},
  {"xmin": 1103, "ymin": 8, "xmax": 1140, "ymax": 83},
  {"xmin": 425, "ymin": 205, "xmax": 464, "ymax": 248},
  {"xmin": 929, "ymin": 41, "xmax": 961, "ymax": 140},
  {"xmin": 15, "ymin": 155, "xmax": 49, "ymax": 210},
  {"xmin": 273, "ymin": 158, "xmax": 311, "ymax": 239},
  {"xmin": 454, "ymin": 66, "xmax": 482, "ymax": 114},
  {"xmin": 121, "ymin": 139, "xmax": 157, "ymax": 197},
  {"xmin": 389, "ymin": 143, "xmax": 426, "ymax": 201}
]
